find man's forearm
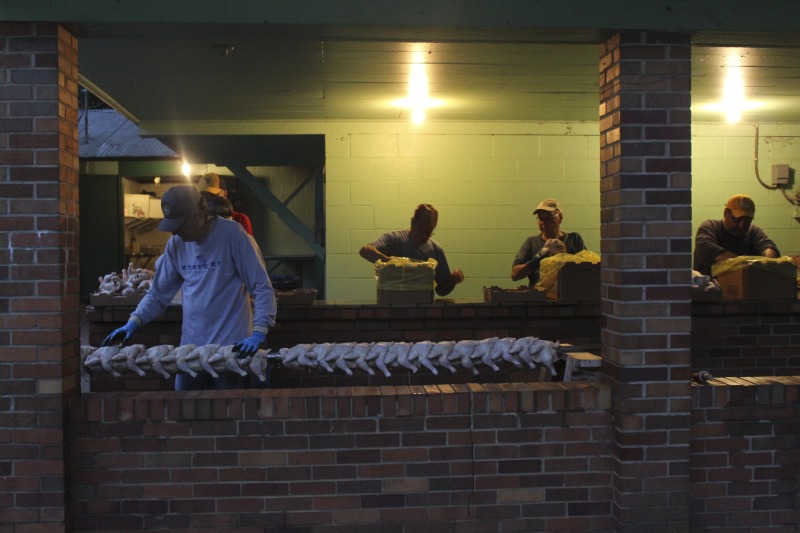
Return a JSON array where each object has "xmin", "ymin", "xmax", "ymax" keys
[{"xmin": 359, "ymin": 244, "xmax": 390, "ymax": 263}]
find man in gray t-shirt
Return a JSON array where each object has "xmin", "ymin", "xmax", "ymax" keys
[{"xmin": 359, "ymin": 203, "xmax": 464, "ymax": 296}]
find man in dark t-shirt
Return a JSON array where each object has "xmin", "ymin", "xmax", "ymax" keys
[
  {"xmin": 693, "ymin": 193, "xmax": 779, "ymax": 275},
  {"xmin": 511, "ymin": 198, "xmax": 587, "ymax": 286}
]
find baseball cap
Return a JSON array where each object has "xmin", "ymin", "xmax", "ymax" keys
[
  {"xmin": 725, "ymin": 194, "xmax": 755, "ymax": 218},
  {"xmin": 158, "ymin": 186, "xmax": 200, "ymax": 232},
  {"xmin": 533, "ymin": 198, "xmax": 562, "ymax": 215},
  {"xmin": 197, "ymin": 172, "xmax": 224, "ymax": 195}
]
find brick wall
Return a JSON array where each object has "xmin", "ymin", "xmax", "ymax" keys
[
  {"xmin": 690, "ymin": 378, "xmax": 800, "ymax": 530},
  {"xmin": 0, "ymin": 23, "xmax": 80, "ymax": 532},
  {"xmin": 69, "ymin": 383, "xmax": 615, "ymax": 532},
  {"xmin": 83, "ymin": 298, "xmax": 800, "ymax": 392},
  {"xmin": 692, "ymin": 300, "xmax": 800, "ymax": 377},
  {"xmin": 599, "ymin": 31, "xmax": 694, "ymax": 530},
  {"xmin": 84, "ymin": 299, "xmax": 602, "ymax": 391},
  {"xmin": 65, "ymin": 380, "xmax": 800, "ymax": 532}
]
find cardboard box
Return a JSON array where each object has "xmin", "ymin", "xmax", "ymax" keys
[
  {"xmin": 375, "ymin": 258, "xmax": 435, "ymax": 305},
  {"xmin": 276, "ymin": 288, "xmax": 317, "ymax": 305},
  {"xmin": 375, "ymin": 259, "xmax": 435, "ymax": 290},
  {"xmin": 483, "ymin": 285, "xmax": 545, "ymax": 302},
  {"xmin": 545, "ymin": 262, "xmax": 600, "ymax": 301},
  {"xmin": 377, "ymin": 289, "xmax": 434, "ymax": 305},
  {"xmin": 715, "ymin": 262, "xmax": 797, "ymax": 300}
]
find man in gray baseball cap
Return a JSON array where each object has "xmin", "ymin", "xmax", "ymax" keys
[
  {"xmin": 158, "ymin": 185, "xmax": 202, "ymax": 233},
  {"xmin": 103, "ymin": 185, "xmax": 277, "ymax": 391}
]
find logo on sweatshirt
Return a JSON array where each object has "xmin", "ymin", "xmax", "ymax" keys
[{"xmin": 180, "ymin": 255, "xmax": 221, "ymax": 273}]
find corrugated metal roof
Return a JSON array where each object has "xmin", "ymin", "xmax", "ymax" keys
[{"xmin": 78, "ymin": 109, "xmax": 177, "ymax": 159}]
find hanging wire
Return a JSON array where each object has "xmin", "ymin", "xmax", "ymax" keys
[{"xmin": 753, "ymin": 123, "xmax": 799, "ymax": 205}]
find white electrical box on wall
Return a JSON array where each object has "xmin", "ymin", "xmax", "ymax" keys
[{"xmin": 772, "ymin": 164, "xmax": 791, "ymax": 186}]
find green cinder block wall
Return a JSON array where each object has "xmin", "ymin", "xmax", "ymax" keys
[
  {"xmin": 692, "ymin": 122, "xmax": 800, "ymax": 261},
  {"xmin": 325, "ymin": 121, "xmax": 601, "ymax": 301},
  {"xmin": 325, "ymin": 121, "xmax": 800, "ymax": 301}
]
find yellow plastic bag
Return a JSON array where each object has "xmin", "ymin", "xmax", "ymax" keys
[
  {"xmin": 536, "ymin": 250, "xmax": 601, "ymax": 291},
  {"xmin": 375, "ymin": 257, "xmax": 437, "ymax": 291},
  {"xmin": 711, "ymin": 255, "xmax": 797, "ymax": 279}
]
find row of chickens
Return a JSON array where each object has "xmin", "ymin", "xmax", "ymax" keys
[
  {"xmin": 81, "ymin": 343, "xmax": 270, "ymax": 382},
  {"xmin": 80, "ymin": 336, "xmax": 559, "ymax": 380},
  {"xmin": 277, "ymin": 337, "xmax": 559, "ymax": 377},
  {"xmin": 96, "ymin": 262, "xmax": 154, "ymax": 296}
]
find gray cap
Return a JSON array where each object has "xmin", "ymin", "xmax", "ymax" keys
[{"xmin": 158, "ymin": 186, "xmax": 200, "ymax": 232}]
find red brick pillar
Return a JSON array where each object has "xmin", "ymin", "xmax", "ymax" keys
[
  {"xmin": 0, "ymin": 23, "xmax": 80, "ymax": 531},
  {"xmin": 599, "ymin": 32, "xmax": 692, "ymax": 531}
]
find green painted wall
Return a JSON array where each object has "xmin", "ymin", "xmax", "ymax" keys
[
  {"xmin": 80, "ymin": 120, "xmax": 800, "ymax": 302},
  {"xmin": 324, "ymin": 121, "xmax": 600, "ymax": 300},
  {"xmin": 692, "ymin": 122, "xmax": 800, "ymax": 259},
  {"xmin": 324, "ymin": 120, "xmax": 800, "ymax": 301}
]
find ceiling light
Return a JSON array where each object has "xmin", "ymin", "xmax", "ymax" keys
[
  {"xmin": 181, "ymin": 161, "xmax": 191, "ymax": 178},
  {"xmin": 393, "ymin": 47, "xmax": 443, "ymax": 123},
  {"xmin": 701, "ymin": 50, "xmax": 761, "ymax": 123}
]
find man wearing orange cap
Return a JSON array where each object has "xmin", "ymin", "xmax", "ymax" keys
[
  {"xmin": 693, "ymin": 193, "xmax": 779, "ymax": 275},
  {"xmin": 198, "ymin": 172, "xmax": 254, "ymax": 236}
]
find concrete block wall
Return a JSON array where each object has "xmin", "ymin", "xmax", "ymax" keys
[
  {"xmin": 323, "ymin": 120, "xmax": 800, "ymax": 303},
  {"xmin": 320, "ymin": 117, "xmax": 800, "ymax": 302},
  {"xmin": 692, "ymin": 123, "xmax": 800, "ymax": 256},
  {"xmin": 324, "ymin": 123, "xmax": 601, "ymax": 301}
]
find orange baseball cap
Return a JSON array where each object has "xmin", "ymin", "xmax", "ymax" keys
[{"xmin": 725, "ymin": 194, "xmax": 755, "ymax": 218}]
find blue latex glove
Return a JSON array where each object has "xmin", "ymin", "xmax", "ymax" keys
[
  {"xmin": 101, "ymin": 320, "xmax": 138, "ymax": 347},
  {"xmin": 233, "ymin": 332, "xmax": 267, "ymax": 358}
]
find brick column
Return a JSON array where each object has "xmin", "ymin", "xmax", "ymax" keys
[
  {"xmin": 599, "ymin": 32, "xmax": 692, "ymax": 531},
  {"xmin": 0, "ymin": 23, "xmax": 80, "ymax": 531}
]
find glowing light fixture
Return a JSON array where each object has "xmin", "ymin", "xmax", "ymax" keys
[
  {"xmin": 702, "ymin": 50, "xmax": 761, "ymax": 123},
  {"xmin": 722, "ymin": 67, "xmax": 746, "ymax": 123},
  {"xmin": 181, "ymin": 161, "xmax": 191, "ymax": 178},
  {"xmin": 394, "ymin": 48, "xmax": 443, "ymax": 124}
]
